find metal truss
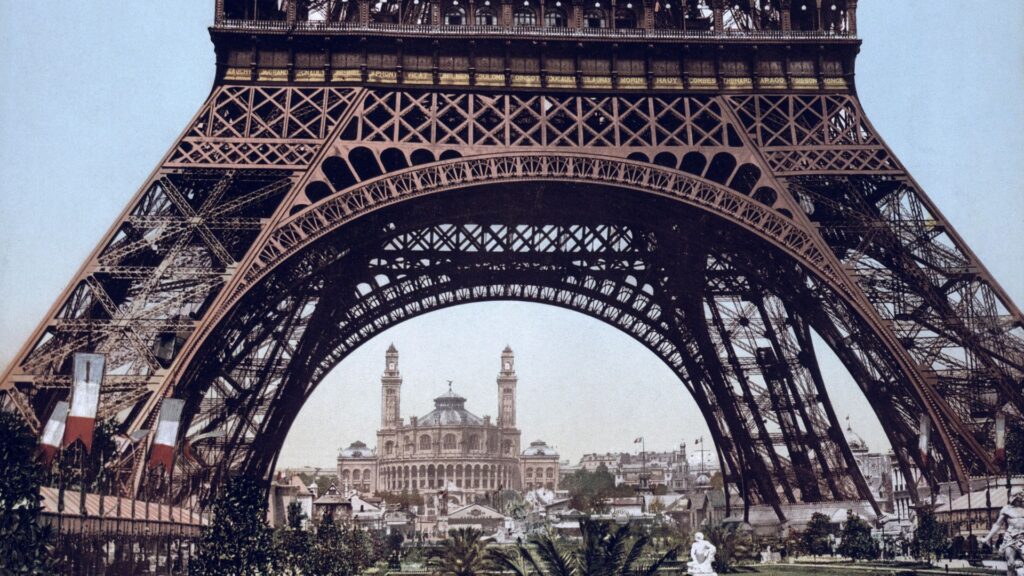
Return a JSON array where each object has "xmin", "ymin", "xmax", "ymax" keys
[
  {"xmin": 726, "ymin": 94, "xmax": 1024, "ymax": 482},
  {"xmin": 169, "ymin": 194, "xmax": 881, "ymax": 515},
  {"xmin": 2, "ymin": 70, "xmax": 1021, "ymax": 516}
]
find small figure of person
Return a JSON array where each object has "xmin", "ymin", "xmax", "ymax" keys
[
  {"xmin": 687, "ymin": 532, "xmax": 717, "ymax": 575},
  {"xmin": 982, "ymin": 488, "xmax": 1024, "ymax": 576}
]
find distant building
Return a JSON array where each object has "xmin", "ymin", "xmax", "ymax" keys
[
  {"xmin": 890, "ymin": 452, "xmax": 928, "ymax": 523},
  {"xmin": 312, "ymin": 483, "xmax": 385, "ymax": 528},
  {"xmin": 445, "ymin": 503, "xmax": 508, "ymax": 534},
  {"xmin": 844, "ymin": 422, "xmax": 926, "ymax": 522},
  {"xmin": 338, "ymin": 441, "xmax": 377, "ymax": 493},
  {"xmin": 521, "ymin": 440, "xmax": 560, "ymax": 490},
  {"xmin": 935, "ymin": 478, "xmax": 1024, "ymax": 538},
  {"xmin": 575, "ymin": 443, "xmax": 710, "ymax": 492},
  {"xmin": 847, "ymin": 427, "xmax": 893, "ymax": 508},
  {"xmin": 338, "ymin": 345, "xmax": 558, "ymax": 506}
]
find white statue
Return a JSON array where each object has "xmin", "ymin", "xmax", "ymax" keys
[
  {"xmin": 982, "ymin": 488, "xmax": 1024, "ymax": 576},
  {"xmin": 687, "ymin": 532, "xmax": 717, "ymax": 575}
]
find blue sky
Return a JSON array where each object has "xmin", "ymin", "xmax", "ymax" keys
[{"xmin": 1, "ymin": 3, "xmax": 1021, "ymax": 468}]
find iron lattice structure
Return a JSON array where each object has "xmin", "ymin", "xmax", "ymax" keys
[{"xmin": 2, "ymin": 0, "xmax": 1022, "ymax": 520}]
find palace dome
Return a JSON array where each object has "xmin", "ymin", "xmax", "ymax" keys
[
  {"xmin": 419, "ymin": 389, "xmax": 484, "ymax": 426},
  {"xmin": 339, "ymin": 440, "xmax": 374, "ymax": 458},
  {"xmin": 522, "ymin": 440, "xmax": 558, "ymax": 457},
  {"xmin": 845, "ymin": 423, "xmax": 869, "ymax": 452}
]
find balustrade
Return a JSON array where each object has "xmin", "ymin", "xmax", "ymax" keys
[{"xmin": 216, "ymin": 0, "xmax": 856, "ymax": 37}]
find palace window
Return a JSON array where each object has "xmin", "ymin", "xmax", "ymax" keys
[
  {"xmin": 544, "ymin": 8, "xmax": 567, "ymax": 27},
  {"xmin": 654, "ymin": 5, "xmax": 678, "ymax": 29},
  {"xmin": 614, "ymin": 6, "xmax": 636, "ymax": 28},
  {"xmin": 468, "ymin": 434, "xmax": 481, "ymax": 451},
  {"xmin": 584, "ymin": 8, "xmax": 606, "ymax": 28},
  {"xmin": 514, "ymin": 6, "xmax": 537, "ymax": 25},
  {"xmin": 385, "ymin": 441, "xmax": 394, "ymax": 455},
  {"xmin": 419, "ymin": 435, "xmax": 432, "ymax": 450},
  {"xmin": 445, "ymin": 6, "xmax": 466, "ymax": 25},
  {"xmin": 475, "ymin": 7, "xmax": 497, "ymax": 25},
  {"xmin": 443, "ymin": 434, "xmax": 457, "ymax": 450}
]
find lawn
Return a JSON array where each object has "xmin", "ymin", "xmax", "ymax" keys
[{"xmin": 744, "ymin": 562, "xmax": 998, "ymax": 576}]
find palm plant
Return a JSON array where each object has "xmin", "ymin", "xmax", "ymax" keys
[
  {"xmin": 489, "ymin": 520, "xmax": 678, "ymax": 576},
  {"xmin": 427, "ymin": 527, "xmax": 492, "ymax": 576}
]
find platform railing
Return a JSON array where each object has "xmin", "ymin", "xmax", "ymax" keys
[{"xmin": 215, "ymin": 18, "xmax": 857, "ymax": 40}]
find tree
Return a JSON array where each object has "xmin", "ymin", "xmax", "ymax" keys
[
  {"xmin": 559, "ymin": 465, "xmax": 634, "ymax": 513},
  {"xmin": 703, "ymin": 522, "xmax": 751, "ymax": 573},
  {"xmin": 912, "ymin": 507, "xmax": 947, "ymax": 563},
  {"xmin": 276, "ymin": 501, "xmax": 311, "ymax": 575},
  {"xmin": 0, "ymin": 410, "xmax": 58, "ymax": 575},
  {"xmin": 275, "ymin": 527, "xmax": 310, "ymax": 576},
  {"xmin": 191, "ymin": 475, "xmax": 275, "ymax": 576},
  {"xmin": 837, "ymin": 512, "xmax": 878, "ymax": 561},
  {"xmin": 304, "ymin": 515, "xmax": 349, "ymax": 576},
  {"xmin": 801, "ymin": 512, "xmax": 833, "ymax": 557},
  {"xmin": 488, "ymin": 519, "xmax": 678, "ymax": 576},
  {"xmin": 376, "ymin": 489, "xmax": 425, "ymax": 509},
  {"xmin": 428, "ymin": 527, "xmax": 492, "ymax": 576},
  {"xmin": 286, "ymin": 499, "xmax": 306, "ymax": 530}
]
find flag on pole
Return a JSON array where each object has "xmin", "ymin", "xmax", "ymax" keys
[
  {"xmin": 62, "ymin": 353, "xmax": 104, "ymax": 452},
  {"xmin": 39, "ymin": 401, "xmax": 69, "ymax": 465},
  {"xmin": 918, "ymin": 414, "xmax": 931, "ymax": 466},
  {"xmin": 994, "ymin": 411, "xmax": 1006, "ymax": 464},
  {"xmin": 148, "ymin": 399, "xmax": 185, "ymax": 472},
  {"xmin": 634, "ymin": 437, "xmax": 643, "ymax": 443}
]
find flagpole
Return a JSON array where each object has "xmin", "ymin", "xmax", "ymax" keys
[
  {"xmin": 98, "ymin": 447, "xmax": 106, "ymax": 567},
  {"xmin": 641, "ymin": 437, "xmax": 646, "ymax": 491},
  {"xmin": 79, "ymin": 445, "xmax": 87, "ymax": 543},
  {"xmin": 57, "ymin": 447, "xmax": 65, "ymax": 554}
]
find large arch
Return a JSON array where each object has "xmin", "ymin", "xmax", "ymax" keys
[
  {"xmin": 5, "ymin": 80, "xmax": 1019, "ymax": 528},
  {"xmin": 162, "ymin": 161, "xmax": 954, "ymax": 518}
]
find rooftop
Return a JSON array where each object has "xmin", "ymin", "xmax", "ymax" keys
[
  {"xmin": 522, "ymin": 439, "xmax": 559, "ymax": 457},
  {"xmin": 339, "ymin": 440, "xmax": 375, "ymax": 458},
  {"xmin": 419, "ymin": 386, "xmax": 485, "ymax": 426}
]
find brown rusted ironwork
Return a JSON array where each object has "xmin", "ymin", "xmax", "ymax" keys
[{"xmin": 2, "ymin": 0, "xmax": 1021, "ymax": 522}]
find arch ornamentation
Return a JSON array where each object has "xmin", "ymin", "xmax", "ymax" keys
[
  {"xmin": 243, "ymin": 153, "xmax": 846, "ymax": 298},
  {"xmin": 166, "ymin": 169, "xmax": 987, "ymax": 519},
  {"xmin": 187, "ymin": 151, "xmax": 981, "ymax": 490}
]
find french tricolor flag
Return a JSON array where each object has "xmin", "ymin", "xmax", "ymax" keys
[
  {"xmin": 62, "ymin": 353, "xmax": 104, "ymax": 452},
  {"xmin": 39, "ymin": 401, "xmax": 69, "ymax": 465},
  {"xmin": 148, "ymin": 399, "xmax": 185, "ymax": 473}
]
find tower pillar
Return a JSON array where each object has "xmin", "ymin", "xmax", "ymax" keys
[
  {"xmin": 381, "ymin": 344, "xmax": 402, "ymax": 429},
  {"xmin": 497, "ymin": 346, "xmax": 517, "ymax": 429}
]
